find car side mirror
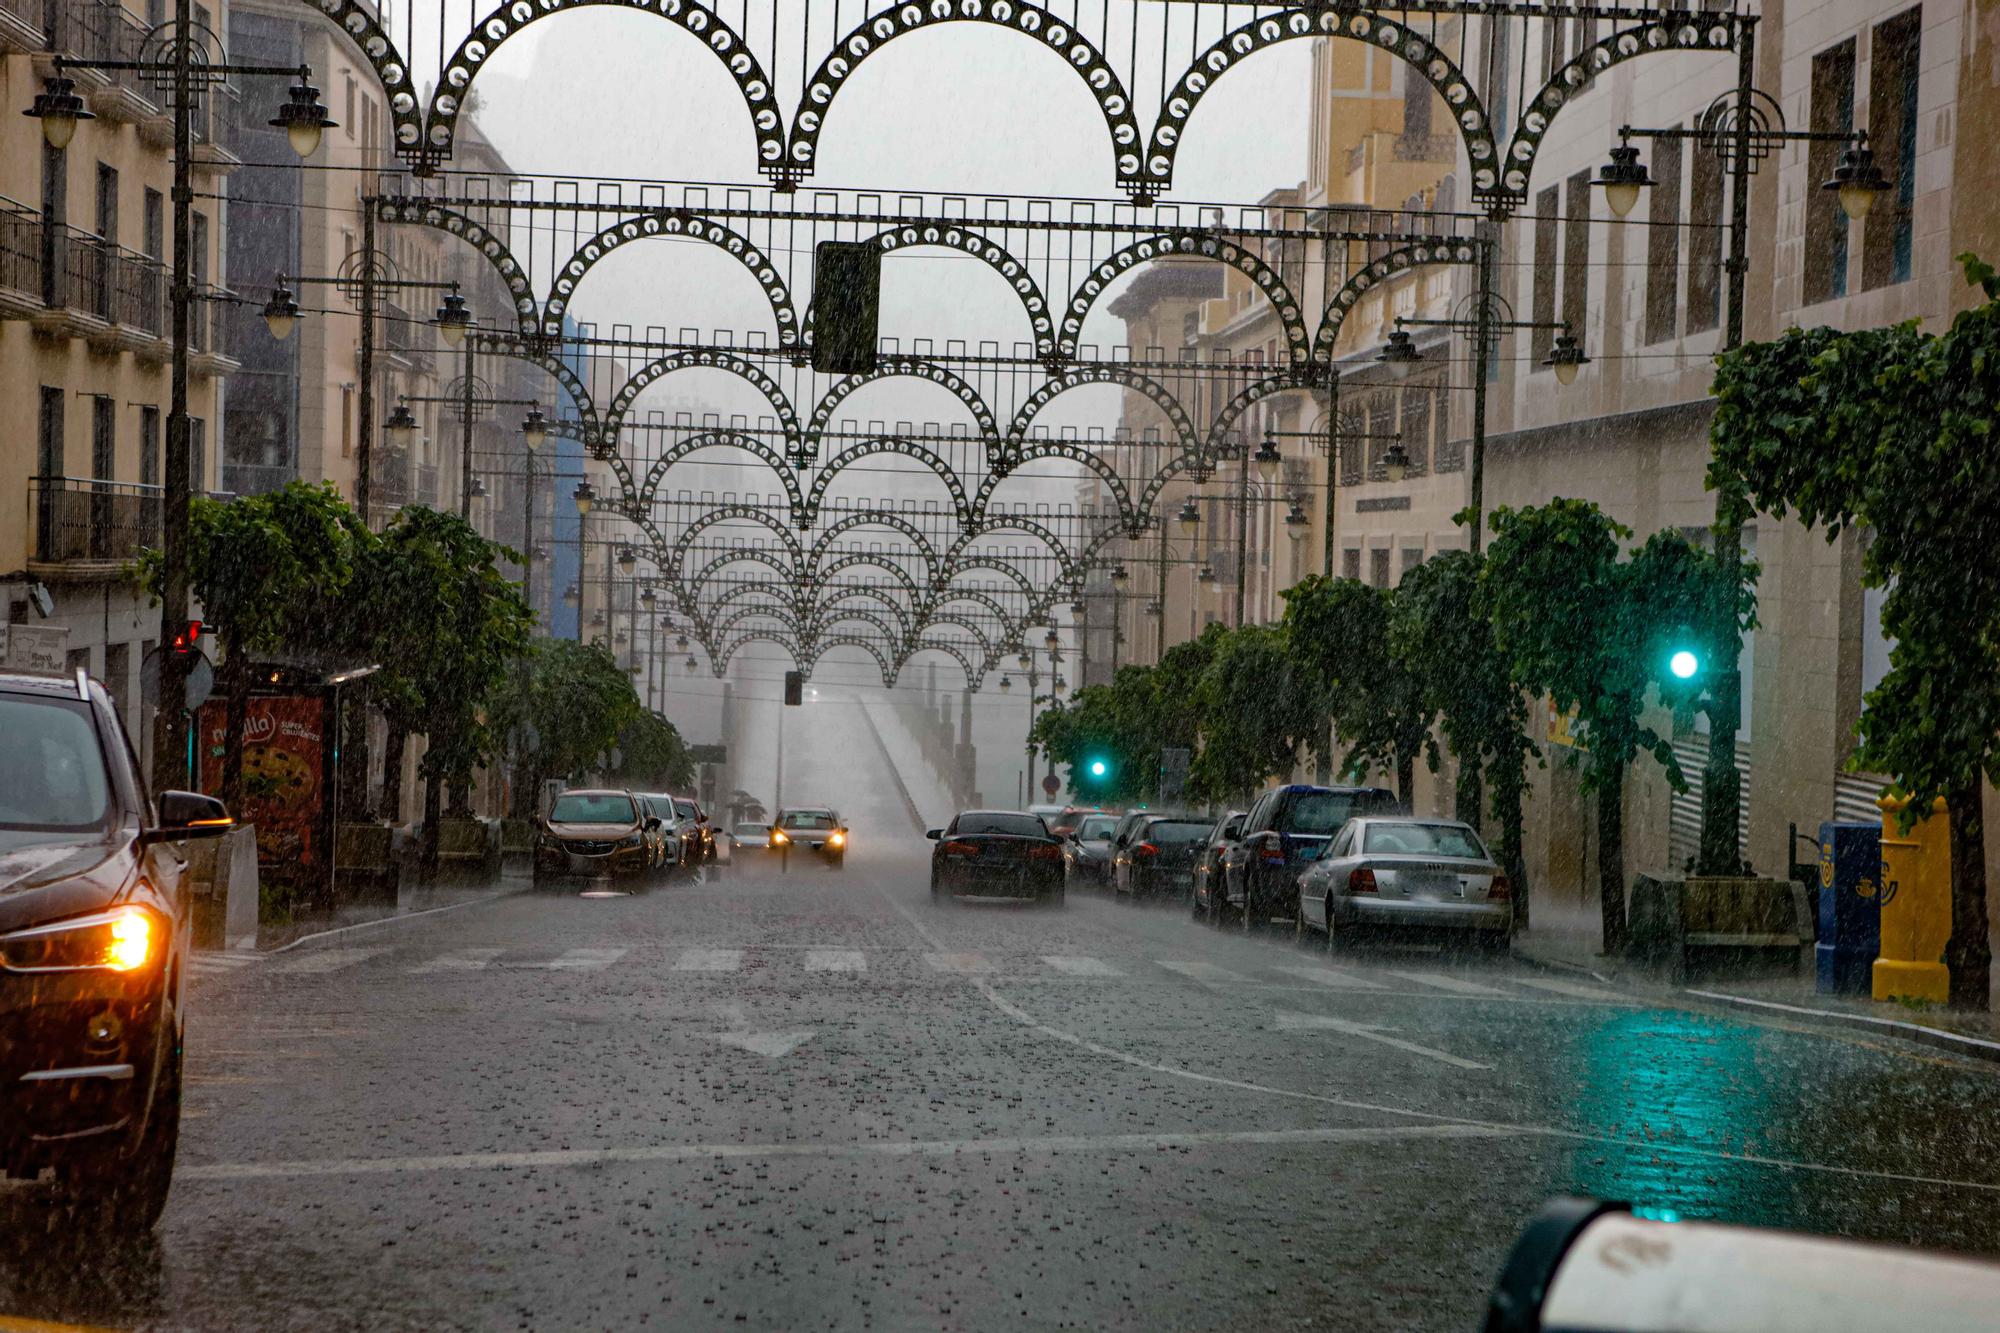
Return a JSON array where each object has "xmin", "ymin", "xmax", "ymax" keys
[
  {"xmin": 148, "ymin": 790, "xmax": 232, "ymax": 843},
  {"xmin": 645, "ymin": 816, "xmax": 663, "ymax": 831},
  {"xmin": 926, "ymin": 828, "xmax": 943, "ymax": 840}
]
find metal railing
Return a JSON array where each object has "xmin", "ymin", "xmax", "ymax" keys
[
  {"xmin": 1393, "ymin": 132, "xmax": 1458, "ymax": 164},
  {"xmin": 30, "ymin": 475, "xmax": 232, "ymax": 564},
  {"xmin": 0, "ymin": 201, "xmax": 41, "ymax": 300},
  {"xmin": 107, "ymin": 243, "xmax": 164, "ymax": 334},
  {"xmin": 220, "ymin": 460, "xmax": 296, "ymax": 495}
]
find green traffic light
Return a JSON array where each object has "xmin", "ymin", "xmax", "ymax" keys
[
  {"xmin": 1668, "ymin": 649, "xmax": 1699, "ymax": 680},
  {"xmin": 1088, "ymin": 759, "xmax": 1108, "ymax": 778}
]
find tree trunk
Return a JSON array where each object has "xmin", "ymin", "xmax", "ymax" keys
[
  {"xmin": 377, "ymin": 725, "xmax": 407, "ymax": 824},
  {"xmin": 1396, "ymin": 750, "xmax": 1416, "ymax": 813},
  {"xmin": 1597, "ymin": 769, "xmax": 1627, "ymax": 955},
  {"xmin": 218, "ymin": 632, "xmax": 252, "ymax": 810},
  {"xmin": 339, "ymin": 683, "xmax": 370, "ymax": 823},
  {"xmin": 447, "ymin": 776, "xmax": 473, "ymax": 819},
  {"xmin": 1454, "ymin": 754, "xmax": 1482, "ymax": 828},
  {"xmin": 421, "ymin": 760, "xmax": 443, "ymax": 883},
  {"xmin": 510, "ymin": 760, "xmax": 539, "ymax": 820},
  {"xmin": 1947, "ymin": 781, "xmax": 1991, "ymax": 1011},
  {"xmin": 1492, "ymin": 751, "xmax": 1530, "ymax": 930}
]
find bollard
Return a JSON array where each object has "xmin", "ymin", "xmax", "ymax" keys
[{"xmin": 1873, "ymin": 794, "xmax": 1951, "ymax": 1004}]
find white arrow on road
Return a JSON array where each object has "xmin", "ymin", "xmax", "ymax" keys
[
  {"xmin": 703, "ymin": 1030, "xmax": 818, "ymax": 1058},
  {"xmin": 1273, "ymin": 1011, "xmax": 1492, "ymax": 1070}
]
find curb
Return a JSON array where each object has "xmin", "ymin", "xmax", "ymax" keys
[
  {"xmin": 267, "ymin": 882, "xmax": 528, "ymax": 954},
  {"xmin": 1684, "ymin": 988, "xmax": 2000, "ymax": 1065}
]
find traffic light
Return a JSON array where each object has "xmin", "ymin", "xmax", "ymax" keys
[
  {"xmin": 783, "ymin": 670, "xmax": 804, "ymax": 706},
  {"xmin": 1077, "ymin": 752, "xmax": 1113, "ymax": 794},
  {"xmin": 170, "ymin": 620, "xmax": 202, "ymax": 655},
  {"xmin": 1668, "ymin": 649, "xmax": 1700, "ymax": 680}
]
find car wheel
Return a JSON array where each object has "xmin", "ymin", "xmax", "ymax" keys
[
  {"xmin": 1293, "ymin": 897, "xmax": 1312, "ymax": 947},
  {"xmin": 1324, "ymin": 895, "xmax": 1343, "ymax": 956},
  {"xmin": 1191, "ymin": 884, "xmax": 1206, "ymax": 922}
]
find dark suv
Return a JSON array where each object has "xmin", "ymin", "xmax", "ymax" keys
[
  {"xmin": 0, "ymin": 668, "xmax": 231, "ymax": 1232},
  {"xmin": 1220, "ymin": 785, "xmax": 1398, "ymax": 931}
]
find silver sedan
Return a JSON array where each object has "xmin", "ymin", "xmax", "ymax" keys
[{"xmin": 1295, "ymin": 817, "xmax": 1512, "ymax": 949}]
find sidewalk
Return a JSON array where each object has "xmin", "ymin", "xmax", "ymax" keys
[
  {"xmin": 1513, "ymin": 926, "xmax": 2000, "ymax": 1062},
  {"xmin": 255, "ymin": 872, "xmax": 529, "ymax": 951}
]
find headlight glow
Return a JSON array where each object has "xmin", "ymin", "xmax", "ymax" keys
[
  {"xmin": 772, "ymin": 829, "xmax": 789, "ymax": 845},
  {"xmin": 1, "ymin": 905, "xmax": 157, "ymax": 974},
  {"xmin": 829, "ymin": 832, "xmax": 846, "ymax": 848}
]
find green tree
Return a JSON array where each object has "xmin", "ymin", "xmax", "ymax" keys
[
  {"xmin": 1281, "ymin": 574, "xmax": 1432, "ymax": 804},
  {"xmin": 137, "ymin": 482, "xmax": 366, "ymax": 810},
  {"xmin": 498, "ymin": 638, "xmax": 643, "ymax": 807},
  {"xmin": 1483, "ymin": 501, "xmax": 1740, "ymax": 952},
  {"xmin": 1707, "ymin": 257, "xmax": 2000, "ymax": 1006},
  {"xmin": 1390, "ymin": 549, "xmax": 1538, "ymax": 916},
  {"xmin": 1188, "ymin": 625, "xmax": 1303, "ymax": 804},
  {"xmin": 607, "ymin": 710, "xmax": 696, "ymax": 792}
]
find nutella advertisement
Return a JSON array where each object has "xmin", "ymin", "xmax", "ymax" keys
[{"xmin": 198, "ymin": 693, "xmax": 330, "ymax": 874}]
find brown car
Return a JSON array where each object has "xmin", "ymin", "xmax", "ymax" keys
[
  {"xmin": 0, "ymin": 667, "xmax": 231, "ymax": 1232},
  {"xmin": 532, "ymin": 789, "xmax": 658, "ymax": 889}
]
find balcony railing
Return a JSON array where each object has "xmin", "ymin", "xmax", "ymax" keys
[
  {"xmin": 30, "ymin": 475, "xmax": 232, "ymax": 565},
  {"xmin": 0, "ymin": 201, "xmax": 40, "ymax": 301},
  {"xmin": 1393, "ymin": 132, "xmax": 1458, "ymax": 164}
]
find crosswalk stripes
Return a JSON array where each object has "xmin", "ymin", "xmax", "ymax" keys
[
  {"xmin": 674, "ymin": 947, "xmax": 746, "ymax": 973},
  {"xmin": 1271, "ymin": 964, "xmax": 1387, "ymax": 990},
  {"xmin": 1385, "ymin": 970, "xmax": 1507, "ymax": 996},
  {"xmin": 1041, "ymin": 955, "xmax": 1124, "ymax": 978},
  {"xmin": 1156, "ymin": 960, "xmax": 1250, "ymax": 985},
  {"xmin": 530, "ymin": 947, "xmax": 627, "ymax": 971},
  {"xmin": 923, "ymin": 951, "xmax": 994, "ymax": 974},
  {"xmin": 1508, "ymin": 975, "xmax": 1626, "ymax": 1001},
  {"xmin": 803, "ymin": 948, "xmax": 867, "ymax": 973},
  {"xmin": 408, "ymin": 948, "xmax": 505, "ymax": 974},
  {"xmin": 272, "ymin": 947, "xmax": 390, "ymax": 975}
]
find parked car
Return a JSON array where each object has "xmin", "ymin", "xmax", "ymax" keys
[
  {"xmin": 533, "ymin": 789, "xmax": 658, "ymax": 890},
  {"xmin": 770, "ymin": 806, "xmax": 847, "ymax": 868},
  {"xmin": 634, "ymin": 793, "xmax": 683, "ymax": 876},
  {"xmin": 1045, "ymin": 805, "xmax": 1106, "ymax": 838},
  {"xmin": 1113, "ymin": 815, "xmax": 1214, "ymax": 902},
  {"xmin": 1297, "ymin": 816, "xmax": 1512, "ymax": 950},
  {"xmin": 927, "ymin": 810, "xmax": 1064, "ymax": 904},
  {"xmin": 1025, "ymin": 802, "xmax": 1065, "ymax": 825},
  {"xmin": 1062, "ymin": 812, "xmax": 1119, "ymax": 889},
  {"xmin": 729, "ymin": 821, "xmax": 773, "ymax": 851},
  {"xmin": 1220, "ymin": 785, "xmax": 1399, "ymax": 931},
  {"xmin": 1192, "ymin": 810, "xmax": 1246, "ymax": 924},
  {"xmin": 0, "ymin": 667, "xmax": 232, "ymax": 1233},
  {"xmin": 668, "ymin": 796, "xmax": 714, "ymax": 867}
]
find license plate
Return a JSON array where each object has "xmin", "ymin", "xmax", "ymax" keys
[{"xmin": 1405, "ymin": 874, "xmax": 1456, "ymax": 898}]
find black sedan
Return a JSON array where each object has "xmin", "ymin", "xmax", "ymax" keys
[
  {"xmin": 1112, "ymin": 815, "xmax": 1214, "ymax": 902},
  {"xmin": 0, "ymin": 667, "xmax": 231, "ymax": 1233},
  {"xmin": 927, "ymin": 811, "xmax": 1065, "ymax": 904}
]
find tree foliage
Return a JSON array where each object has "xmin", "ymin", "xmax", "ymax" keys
[
  {"xmin": 499, "ymin": 638, "xmax": 644, "ymax": 792},
  {"xmin": 1281, "ymin": 575, "xmax": 1433, "ymax": 802},
  {"xmin": 1186, "ymin": 624, "xmax": 1303, "ymax": 803},
  {"xmin": 607, "ymin": 709, "xmax": 696, "ymax": 792}
]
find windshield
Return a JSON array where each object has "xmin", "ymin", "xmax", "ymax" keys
[
  {"xmin": 1076, "ymin": 815, "xmax": 1117, "ymax": 839},
  {"xmin": 732, "ymin": 823, "xmax": 767, "ymax": 837},
  {"xmin": 778, "ymin": 810, "xmax": 837, "ymax": 829},
  {"xmin": 1289, "ymin": 791, "xmax": 1384, "ymax": 836},
  {"xmin": 548, "ymin": 792, "xmax": 635, "ymax": 824},
  {"xmin": 0, "ymin": 696, "xmax": 111, "ymax": 833},
  {"xmin": 673, "ymin": 799, "xmax": 698, "ymax": 819},
  {"xmin": 1140, "ymin": 820, "xmax": 1211, "ymax": 846},
  {"xmin": 955, "ymin": 812, "xmax": 1047, "ymax": 836},
  {"xmin": 1364, "ymin": 822, "xmax": 1490, "ymax": 859}
]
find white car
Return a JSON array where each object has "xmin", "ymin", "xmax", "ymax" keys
[{"xmin": 1295, "ymin": 817, "xmax": 1512, "ymax": 950}]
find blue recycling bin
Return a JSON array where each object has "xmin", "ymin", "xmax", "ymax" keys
[{"xmin": 1816, "ymin": 820, "xmax": 1883, "ymax": 996}]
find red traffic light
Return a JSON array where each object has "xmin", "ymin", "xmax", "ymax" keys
[{"xmin": 171, "ymin": 620, "xmax": 203, "ymax": 654}]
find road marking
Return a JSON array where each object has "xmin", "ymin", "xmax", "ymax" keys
[
  {"xmin": 177, "ymin": 1123, "xmax": 1523, "ymax": 1182},
  {"xmin": 674, "ymin": 947, "xmax": 745, "ymax": 973},
  {"xmin": 1041, "ymin": 955, "xmax": 1123, "ymax": 978},
  {"xmin": 190, "ymin": 951, "xmax": 260, "ymax": 970},
  {"xmin": 803, "ymin": 948, "xmax": 866, "ymax": 973},
  {"xmin": 408, "ymin": 948, "xmax": 504, "ymax": 974},
  {"xmin": 1273, "ymin": 1011, "xmax": 1494, "ymax": 1070},
  {"xmin": 1386, "ymin": 970, "xmax": 1506, "ymax": 996},
  {"xmin": 272, "ymin": 947, "xmax": 389, "ymax": 975},
  {"xmin": 703, "ymin": 1030, "xmax": 817, "ymax": 1058},
  {"xmin": 1156, "ymin": 959, "xmax": 1248, "ymax": 985},
  {"xmin": 1272, "ymin": 964, "xmax": 1386, "ymax": 990},
  {"xmin": 1510, "ymin": 975, "xmax": 1629, "ymax": 1002},
  {"xmin": 923, "ymin": 951, "xmax": 994, "ymax": 974},
  {"xmin": 530, "ymin": 948, "xmax": 627, "ymax": 971}
]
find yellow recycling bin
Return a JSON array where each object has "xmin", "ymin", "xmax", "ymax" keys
[{"xmin": 1874, "ymin": 794, "xmax": 1952, "ymax": 1003}]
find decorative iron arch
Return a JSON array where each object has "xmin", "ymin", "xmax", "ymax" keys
[
  {"xmin": 811, "ymin": 608, "xmax": 908, "ymax": 654},
  {"xmin": 1145, "ymin": 7, "xmax": 1495, "ymax": 203},
  {"xmin": 783, "ymin": 0, "xmax": 1141, "ymax": 191},
  {"xmin": 697, "ymin": 580, "xmax": 809, "ymax": 628},
  {"xmin": 473, "ymin": 336, "xmax": 606, "ymax": 449},
  {"xmin": 542, "ymin": 211, "xmax": 800, "ymax": 349},
  {"xmin": 813, "ymin": 552, "xmax": 924, "ymax": 605},
  {"xmin": 1007, "ymin": 367, "xmax": 1197, "ymax": 459},
  {"xmin": 922, "ymin": 587, "xmax": 1025, "ymax": 637},
  {"xmin": 424, "ymin": 0, "xmax": 782, "ymax": 174},
  {"xmin": 804, "ymin": 357, "xmax": 999, "ymax": 465},
  {"xmin": 707, "ymin": 602, "xmax": 807, "ymax": 645},
  {"xmin": 915, "ymin": 614, "xmax": 1000, "ymax": 658},
  {"xmin": 805, "ymin": 439, "xmax": 971, "ymax": 526},
  {"xmin": 808, "ymin": 510, "xmax": 939, "ymax": 579},
  {"xmin": 604, "ymin": 350, "xmax": 803, "ymax": 453},
  {"xmin": 673, "ymin": 546, "xmax": 800, "ymax": 621},
  {"xmin": 937, "ymin": 557, "xmax": 1040, "ymax": 608},
  {"xmin": 1497, "ymin": 11, "xmax": 1749, "ymax": 210},
  {"xmin": 635, "ymin": 430, "xmax": 805, "ymax": 521},
  {"xmin": 668, "ymin": 505, "xmax": 804, "ymax": 582},
  {"xmin": 814, "ymin": 586, "xmax": 915, "ymax": 638},
  {"xmin": 1311, "ymin": 238, "xmax": 1482, "ymax": 365},
  {"xmin": 375, "ymin": 199, "xmax": 539, "ymax": 335},
  {"xmin": 804, "ymin": 634, "xmax": 897, "ymax": 687},
  {"xmin": 1132, "ymin": 450, "xmax": 1207, "ymax": 521},
  {"xmin": 896, "ymin": 637, "xmax": 987, "ymax": 691},
  {"xmin": 305, "ymin": 0, "xmax": 423, "ymax": 164},
  {"xmin": 1200, "ymin": 371, "xmax": 1316, "ymax": 460},
  {"xmin": 972, "ymin": 441, "xmax": 1133, "ymax": 529},
  {"xmin": 803, "ymin": 223, "xmax": 1055, "ymax": 361},
  {"xmin": 953, "ymin": 515, "xmax": 1081, "ymax": 582},
  {"xmin": 1060, "ymin": 231, "xmax": 1309, "ymax": 370}
]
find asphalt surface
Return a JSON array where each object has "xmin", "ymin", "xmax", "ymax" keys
[{"xmin": 8, "ymin": 694, "xmax": 2000, "ymax": 1331}]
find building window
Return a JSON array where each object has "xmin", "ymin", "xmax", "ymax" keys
[
  {"xmin": 140, "ymin": 406, "xmax": 160, "ymax": 485},
  {"xmin": 1864, "ymin": 9, "xmax": 1920, "ymax": 291},
  {"xmin": 1369, "ymin": 548, "xmax": 1390, "ymax": 588},
  {"xmin": 1400, "ymin": 547, "xmax": 1424, "ymax": 582},
  {"xmin": 344, "ymin": 75, "xmax": 357, "ymax": 138},
  {"xmin": 1530, "ymin": 186, "xmax": 1558, "ymax": 366},
  {"xmin": 1645, "ymin": 131, "xmax": 1683, "ymax": 345},
  {"xmin": 1400, "ymin": 386, "xmax": 1431, "ymax": 474},
  {"xmin": 341, "ymin": 385, "xmax": 355, "ymax": 458},
  {"xmin": 1342, "ymin": 547, "xmax": 1361, "ymax": 581},
  {"xmin": 1562, "ymin": 171, "xmax": 1591, "ymax": 348},
  {"xmin": 1805, "ymin": 39, "xmax": 1856, "ymax": 305},
  {"xmin": 95, "ymin": 162, "xmax": 118, "ymax": 242},
  {"xmin": 143, "ymin": 188, "xmax": 163, "ymax": 259},
  {"xmin": 92, "ymin": 396, "xmax": 115, "ymax": 480},
  {"xmin": 190, "ymin": 417, "xmax": 206, "ymax": 491},
  {"xmin": 1687, "ymin": 144, "xmax": 1724, "ymax": 333},
  {"xmin": 39, "ymin": 386, "xmax": 65, "ymax": 477}
]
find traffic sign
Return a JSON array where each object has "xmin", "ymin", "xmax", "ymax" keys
[{"xmin": 1041, "ymin": 773, "xmax": 1060, "ymax": 797}]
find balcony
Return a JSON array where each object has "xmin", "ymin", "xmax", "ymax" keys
[
  {"xmin": 1393, "ymin": 133, "xmax": 1458, "ymax": 164},
  {"xmin": 0, "ymin": 202, "xmax": 42, "ymax": 319},
  {"xmin": 188, "ymin": 288, "xmax": 242, "ymax": 376},
  {"xmin": 31, "ymin": 225, "xmax": 110, "ymax": 339},
  {"xmin": 221, "ymin": 461, "xmax": 298, "ymax": 496},
  {"xmin": 0, "ymin": 0, "xmax": 39, "ymax": 55},
  {"xmin": 29, "ymin": 476, "xmax": 235, "ymax": 575},
  {"xmin": 40, "ymin": 0, "xmax": 160, "ymax": 126}
]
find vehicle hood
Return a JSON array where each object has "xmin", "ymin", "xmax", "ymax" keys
[
  {"xmin": 0, "ymin": 834, "xmax": 131, "ymax": 933},
  {"xmin": 547, "ymin": 822, "xmax": 639, "ymax": 839}
]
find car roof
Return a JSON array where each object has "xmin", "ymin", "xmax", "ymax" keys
[
  {"xmin": 780, "ymin": 805, "xmax": 835, "ymax": 814},
  {"xmin": 1278, "ymin": 783, "xmax": 1393, "ymax": 796},
  {"xmin": 1352, "ymin": 816, "xmax": 1475, "ymax": 828},
  {"xmin": 0, "ymin": 668, "xmax": 92, "ymax": 699},
  {"xmin": 555, "ymin": 788, "xmax": 632, "ymax": 798}
]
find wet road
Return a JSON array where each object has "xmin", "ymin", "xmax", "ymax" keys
[{"xmin": 8, "ymin": 696, "xmax": 2000, "ymax": 1331}]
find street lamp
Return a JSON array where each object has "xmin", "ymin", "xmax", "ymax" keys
[
  {"xmin": 684, "ymin": 654, "xmax": 698, "ymax": 671},
  {"xmin": 1044, "ymin": 626, "xmax": 1060, "ymax": 651},
  {"xmin": 1284, "ymin": 503, "xmax": 1311, "ymax": 542},
  {"xmin": 384, "ymin": 403, "xmax": 419, "ymax": 451},
  {"xmin": 1176, "ymin": 497, "xmax": 1201, "ymax": 535},
  {"xmin": 573, "ymin": 481, "xmax": 596, "ymax": 515},
  {"xmin": 467, "ymin": 476, "xmax": 487, "ymax": 499},
  {"xmin": 1016, "ymin": 647, "xmax": 1032, "ymax": 670},
  {"xmin": 269, "ymin": 79, "xmax": 337, "ymax": 158},
  {"xmin": 1380, "ymin": 441, "xmax": 1411, "ymax": 484},
  {"xmin": 1111, "ymin": 564, "xmax": 1130, "ymax": 591},
  {"xmin": 1824, "ymin": 136, "xmax": 1891, "ymax": 221},
  {"xmin": 1595, "ymin": 142, "xmax": 1651, "ymax": 219},
  {"xmin": 433, "ymin": 290, "xmax": 473, "ymax": 348},
  {"xmin": 259, "ymin": 283, "xmax": 300, "ymax": 341},
  {"xmin": 24, "ymin": 77, "xmax": 92, "ymax": 149},
  {"xmin": 1197, "ymin": 563, "xmax": 1216, "ymax": 585},
  {"xmin": 676, "ymin": 633, "xmax": 690, "ymax": 651},
  {"xmin": 617, "ymin": 546, "xmax": 637, "ymax": 576},
  {"xmin": 1253, "ymin": 438, "xmax": 1282, "ymax": 485},
  {"xmin": 1543, "ymin": 332, "xmax": 1591, "ymax": 387},
  {"xmin": 563, "ymin": 583, "xmax": 580, "ymax": 608},
  {"xmin": 521, "ymin": 407, "xmax": 549, "ymax": 451},
  {"xmin": 1376, "ymin": 329, "xmax": 1423, "ymax": 380},
  {"xmin": 998, "ymin": 675, "xmax": 1012, "ymax": 693}
]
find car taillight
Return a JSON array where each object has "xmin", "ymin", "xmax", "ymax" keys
[
  {"xmin": 1347, "ymin": 867, "xmax": 1378, "ymax": 895},
  {"xmin": 1488, "ymin": 874, "xmax": 1511, "ymax": 902},
  {"xmin": 1029, "ymin": 844, "xmax": 1062, "ymax": 861},
  {"xmin": 1133, "ymin": 842, "xmax": 1159, "ymax": 859},
  {"xmin": 942, "ymin": 840, "xmax": 978, "ymax": 856}
]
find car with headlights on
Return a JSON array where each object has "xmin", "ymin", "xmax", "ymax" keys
[
  {"xmin": 532, "ymin": 789, "xmax": 658, "ymax": 889},
  {"xmin": 634, "ymin": 793, "xmax": 683, "ymax": 878},
  {"xmin": 1296, "ymin": 816, "xmax": 1512, "ymax": 950},
  {"xmin": 1061, "ymin": 812, "xmax": 1118, "ymax": 889},
  {"xmin": 770, "ymin": 806, "xmax": 847, "ymax": 868},
  {"xmin": 729, "ymin": 821, "xmax": 773, "ymax": 852},
  {"xmin": 927, "ymin": 810, "xmax": 1064, "ymax": 904},
  {"xmin": 1112, "ymin": 814, "xmax": 1214, "ymax": 902},
  {"xmin": 0, "ymin": 667, "xmax": 232, "ymax": 1233},
  {"xmin": 668, "ymin": 795, "xmax": 715, "ymax": 866}
]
